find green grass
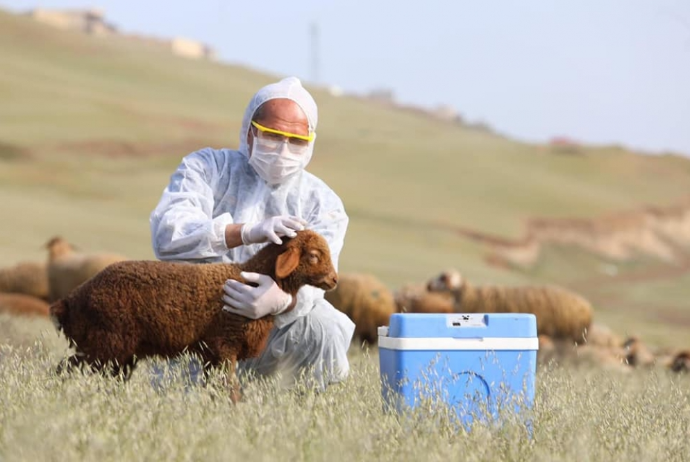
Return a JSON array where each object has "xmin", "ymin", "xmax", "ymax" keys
[{"xmin": 1, "ymin": 315, "xmax": 689, "ymax": 461}]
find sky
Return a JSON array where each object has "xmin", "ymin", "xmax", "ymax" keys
[{"xmin": 3, "ymin": 0, "xmax": 690, "ymax": 156}]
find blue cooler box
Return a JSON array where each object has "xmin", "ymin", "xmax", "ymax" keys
[{"xmin": 378, "ymin": 313, "xmax": 538, "ymax": 427}]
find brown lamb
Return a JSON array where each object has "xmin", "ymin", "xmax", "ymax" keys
[
  {"xmin": 50, "ymin": 230, "xmax": 338, "ymax": 402},
  {"xmin": 0, "ymin": 293, "xmax": 51, "ymax": 318}
]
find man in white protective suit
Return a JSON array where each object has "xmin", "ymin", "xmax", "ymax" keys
[{"xmin": 150, "ymin": 76, "xmax": 355, "ymax": 391}]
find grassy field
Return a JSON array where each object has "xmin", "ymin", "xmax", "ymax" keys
[{"xmin": 1, "ymin": 315, "xmax": 689, "ymax": 462}]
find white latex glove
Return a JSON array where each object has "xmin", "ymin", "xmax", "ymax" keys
[
  {"xmin": 222, "ymin": 272, "xmax": 293, "ymax": 319},
  {"xmin": 240, "ymin": 216, "xmax": 308, "ymax": 245}
]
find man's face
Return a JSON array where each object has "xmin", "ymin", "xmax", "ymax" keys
[{"xmin": 247, "ymin": 98, "xmax": 310, "ymax": 158}]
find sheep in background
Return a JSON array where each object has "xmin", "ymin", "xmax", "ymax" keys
[
  {"xmin": 582, "ymin": 322, "xmax": 623, "ymax": 348},
  {"xmin": 536, "ymin": 334, "xmax": 630, "ymax": 372},
  {"xmin": 394, "ymin": 290, "xmax": 454, "ymax": 314},
  {"xmin": 45, "ymin": 236, "xmax": 128, "ymax": 302},
  {"xmin": 0, "ymin": 293, "xmax": 50, "ymax": 318},
  {"xmin": 0, "ymin": 260, "xmax": 49, "ymax": 301},
  {"xmin": 536, "ymin": 334, "xmax": 559, "ymax": 364},
  {"xmin": 622, "ymin": 336, "xmax": 656, "ymax": 367},
  {"xmin": 569, "ymin": 344, "xmax": 630, "ymax": 373},
  {"xmin": 670, "ymin": 350, "xmax": 690, "ymax": 373},
  {"xmin": 426, "ymin": 268, "xmax": 593, "ymax": 343},
  {"xmin": 50, "ymin": 230, "xmax": 338, "ymax": 402},
  {"xmin": 324, "ymin": 272, "xmax": 396, "ymax": 345},
  {"xmin": 393, "ymin": 277, "xmax": 455, "ymax": 314}
]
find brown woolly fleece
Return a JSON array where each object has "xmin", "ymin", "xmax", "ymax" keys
[
  {"xmin": 427, "ymin": 269, "xmax": 593, "ymax": 343},
  {"xmin": 324, "ymin": 273, "xmax": 396, "ymax": 345},
  {"xmin": 50, "ymin": 230, "xmax": 338, "ymax": 399},
  {"xmin": 0, "ymin": 293, "xmax": 50, "ymax": 317},
  {"xmin": 395, "ymin": 291, "xmax": 455, "ymax": 315},
  {"xmin": 0, "ymin": 261, "xmax": 50, "ymax": 301}
]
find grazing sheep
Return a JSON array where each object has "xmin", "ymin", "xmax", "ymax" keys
[
  {"xmin": 536, "ymin": 334, "xmax": 559, "ymax": 364},
  {"xmin": 393, "ymin": 278, "xmax": 455, "ymax": 314},
  {"xmin": 324, "ymin": 273, "xmax": 396, "ymax": 345},
  {"xmin": 0, "ymin": 260, "xmax": 50, "ymax": 301},
  {"xmin": 670, "ymin": 350, "xmax": 690, "ymax": 373},
  {"xmin": 426, "ymin": 269, "xmax": 593, "ymax": 342},
  {"xmin": 45, "ymin": 236, "xmax": 128, "ymax": 302},
  {"xmin": 582, "ymin": 322, "xmax": 623, "ymax": 348},
  {"xmin": 622, "ymin": 336, "xmax": 656, "ymax": 367},
  {"xmin": 0, "ymin": 293, "xmax": 50, "ymax": 318},
  {"xmin": 50, "ymin": 230, "xmax": 337, "ymax": 402},
  {"xmin": 394, "ymin": 290, "xmax": 455, "ymax": 314},
  {"xmin": 570, "ymin": 344, "xmax": 630, "ymax": 373}
]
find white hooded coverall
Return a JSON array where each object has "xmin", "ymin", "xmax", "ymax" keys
[{"xmin": 149, "ymin": 77, "xmax": 355, "ymax": 390}]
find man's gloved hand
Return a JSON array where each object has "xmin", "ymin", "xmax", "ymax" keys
[
  {"xmin": 222, "ymin": 272, "xmax": 293, "ymax": 319},
  {"xmin": 240, "ymin": 216, "xmax": 308, "ymax": 245}
]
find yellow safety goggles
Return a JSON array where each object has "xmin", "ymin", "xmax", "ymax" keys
[{"xmin": 251, "ymin": 121, "xmax": 316, "ymax": 146}]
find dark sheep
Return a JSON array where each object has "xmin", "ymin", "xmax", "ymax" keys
[
  {"xmin": 50, "ymin": 230, "xmax": 338, "ymax": 402},
  {"xmin": 670, "ymin": 350, "xmax": 690, "ymax": 373}
]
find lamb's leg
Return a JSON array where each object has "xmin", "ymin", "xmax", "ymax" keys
[
  {"xmin": 222, "ymin": 355, "xmax": 241, "ymax": 404},
  {"xmin": 201, "ymin": 350, "xmax": 241, "ymax": 404},
  {"xmin": 110, "ymin": 356, "xmax": 138, "ymax": 381}
]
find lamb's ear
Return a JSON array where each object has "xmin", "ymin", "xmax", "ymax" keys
[{"xmin": 275, "ymin": 247, "xmax": 301, "ymax": 279}]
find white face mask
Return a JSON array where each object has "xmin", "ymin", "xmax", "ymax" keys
[{"xmin": 248, "ymin": 137, "xmax": 313, "ymax": 185}]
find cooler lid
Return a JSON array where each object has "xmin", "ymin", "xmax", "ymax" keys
[{"xmin": 383, "ymin": 313, "xmax": 538, "ymax": 339}]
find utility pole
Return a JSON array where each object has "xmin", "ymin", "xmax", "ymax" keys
[{"xmin": 310, "ymin": 21, "xmax": 320, "ymax": 85}]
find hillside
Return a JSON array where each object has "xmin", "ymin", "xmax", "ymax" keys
[{"xmin": 1, "ymin": 9, "xmax": 689, "ymax": 346}]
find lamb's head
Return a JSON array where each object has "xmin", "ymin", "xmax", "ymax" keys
[
  {"xmin": 426, "ymin": 268, "xmax": 463, "ymax": 293},
  {"xmin": 270, "ymin": 229, "xmax": 338, "ymax": 294},
  {"xmin": 44, "ymin": 236, "xmax": 76, "ymax": 260}
]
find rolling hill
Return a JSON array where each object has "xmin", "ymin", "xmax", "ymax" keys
[{"xmin": 1, "ymin": 9, "xmax": 689, "ymax": 346}]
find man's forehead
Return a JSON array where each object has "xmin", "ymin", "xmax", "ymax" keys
[{"xmin": 255, "ymin": 99, "xmax": 308, "ymax": 122}]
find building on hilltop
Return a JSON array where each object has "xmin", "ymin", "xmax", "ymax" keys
[
  {"xmin": 170, "ymin": 37, "xmax": 216, "ymax": 61},
  {"xmin": 24, "ymin": 8, "xmax": 216, "ymax": 61},
  {"xmin": 26, "ymin": 8, "xmax": 118, "ymax": 36}
]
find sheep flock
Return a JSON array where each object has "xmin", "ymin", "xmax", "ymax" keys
[{"xmin": 1, "ymin": 235, "xmax": 689, "ymax": 385}]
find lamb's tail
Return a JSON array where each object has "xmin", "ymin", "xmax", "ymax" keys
[{"xmin": 49, "ymin": 298, "xmax": 68, "ymax": 333}]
